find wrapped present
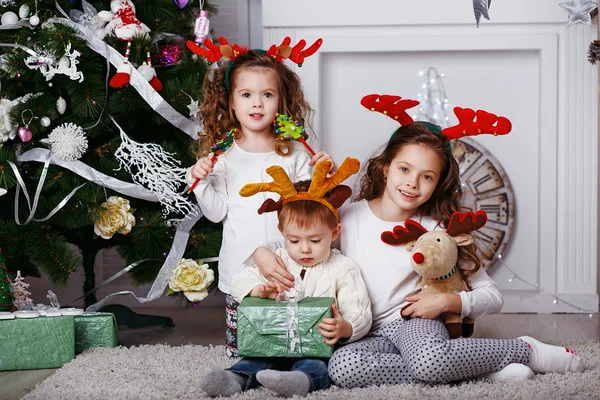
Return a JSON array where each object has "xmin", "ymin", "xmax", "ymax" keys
[
  {"xmin": 237, "ymin": 297, "xmax": 334, "ymax": 358},
  {"xmin": 74, "ymin": 312, "xmax": 118, "ymax": 354},
  {"xmin": 0, "ymin": 315, "xmax": 75, "ymax": 370}
]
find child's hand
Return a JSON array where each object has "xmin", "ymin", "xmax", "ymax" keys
[
  {"xmin": 254, "ymin": 247, "xmax": 295, "ymax": 292},
  {"xmin": 318, "ymin": 304, "xmax": 353, "ymax": 345},
  {"xmin": 190, "ymin": 156, "xmax": 215, "ymax": 181},
  {"xmin": 249, "ymin": 282, "xmax": 279, "ymax": 299},
  {"xmin": 308, "ymin": 151, "xmax": 335, "ymax": 171},
  {"xmin": 402, "ymin": 293, "xmax": 460, "ymax": 319}
]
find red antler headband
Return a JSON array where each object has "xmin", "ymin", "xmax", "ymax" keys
[
  {"xmin": 187, "ymin": 36, "xmax": 323, "ymax": 90},
  {"xmin": 361, "ymin": 94, "xmax": 513, "ymax": 139}
]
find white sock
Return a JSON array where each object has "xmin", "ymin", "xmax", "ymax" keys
[
  {"xmin": 479, "ymin": 363, "xmax": 534, "ymax": 382},
  {"xmin": 519, "ymin": 336, "xmax": 583, "ymax": 374}
]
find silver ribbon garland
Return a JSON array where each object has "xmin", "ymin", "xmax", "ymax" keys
[
  {"xmin": 50, "ymin": 2, "xmax": 200, "ymax": 140},
  {"xmin": 86, "ymin": 212, "xmax": 204, "ymax": 312},
  {"xmin": 276, "ymin": 275, "xmax": 305, "ymax": 356},
  {"xmin": 15, "ymin": 147, "xmax": 210, "ymax": 311}
]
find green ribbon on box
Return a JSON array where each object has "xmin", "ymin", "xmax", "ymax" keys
[
  {"xmin": 74, "ymin": 313, "xmax": 118, "ymax": 354},
  {"xmin": 0, "ymin": 316, "xmax": 75, "ymax": 371},
  {"xmin": 237, "ymin": 297, "xmax": 335, "ymax": 358}
]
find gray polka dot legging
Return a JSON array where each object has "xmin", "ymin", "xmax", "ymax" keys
[{"xmin": 328, "ymin": 317, "xmax": 531, "ymax": 388}]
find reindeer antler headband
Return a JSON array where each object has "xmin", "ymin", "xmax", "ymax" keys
[
  {"xmin": 360, "ymin": 94, "xmax": 513, "ymax": 140},
  {"xmin": 239, "ymin": 158, "xmax": 360, "ymax": 221},
  {"xmin": 187, "ymin": 36, "xmax": 323, "ymax": 91}
]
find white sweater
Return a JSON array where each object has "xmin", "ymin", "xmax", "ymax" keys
[
  {"xmin": 340, "ymin": 200, "xmax": 504, "ymax": 329},
  {"xmin": 187, "ymin": 141, "xmax": 311, "ymax": 293},
  {"xmin": 231, "ymin": 248, "xmax": 373, "ymax": 343}
]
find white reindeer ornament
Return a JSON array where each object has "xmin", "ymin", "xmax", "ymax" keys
[{"xmin": 98, "ymin": 0, "xmax": 162, "ymax": 91}]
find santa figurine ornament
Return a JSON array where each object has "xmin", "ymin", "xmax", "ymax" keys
[{"xmin": 98, "ymin": 0, "xmax": 162, "ymax": 91}]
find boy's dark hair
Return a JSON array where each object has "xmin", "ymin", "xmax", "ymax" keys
[{"xmin": 278, "ymin": 180, "xmax": 339, "ymax": 231}]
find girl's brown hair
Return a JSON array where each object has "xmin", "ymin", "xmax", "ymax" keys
[
  {"xmin": 278, "ymin": 180, "xmax": 339, "ymax": 232},
  {"xmin": 195, "ymin": 50, "xmax": 313, "ymax": 157},
  {"xmin": 357, "ymin": 123, "xmax": 481, "ymax": 276}
]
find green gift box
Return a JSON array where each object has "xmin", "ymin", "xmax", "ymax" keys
[
  {"xmin": 237, "ymin": 297, "xmax": 335, "ymax": 358},
  {"xmin": 0, "ymin": 316, "xmax": 75, "ymax": 371},
  {"xmin": 74, "ymin": 312, "xmax": 118, "ymax": 354}
]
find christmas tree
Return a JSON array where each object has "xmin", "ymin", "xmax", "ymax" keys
[
  {"xmin": 0, "ymin": 249, "xmax": 15, "ymax": 312},
  {"xmin": 11, "ymin": 270, "xmax": 33, "ymax": 310},
  {"xmin": 0, "ymin": 0, "xmax": 222, "ymax": 308}
]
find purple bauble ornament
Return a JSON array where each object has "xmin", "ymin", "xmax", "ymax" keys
[
  {"xmin": 18, "ymin": 127, "xmax": 33, "ymax": 142},
  {"xmin": 173, "ymin": 0, "xmax": 189, "ymax": 9}
]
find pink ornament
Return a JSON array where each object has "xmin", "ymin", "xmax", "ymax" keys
[
  {"xmin": 18, "ymin": 127, "xmax": 33, "ymax": 142},
  {"xmin": 156, "ymin": 44, "xmax": 181, "ymax": 66},
  {"xmin": 173, "ymin": 0, "xmax": 190, "ymax": 9},
  {"xmin": 194, "ymin": 10, "xmax": 210, "ymax": 45}
]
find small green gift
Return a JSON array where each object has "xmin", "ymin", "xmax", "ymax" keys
[
  {"xmin": 0, "ymin": 316, "xmax": 75, "ymax": 371},
  {"xmin": 74, "ymin": 312, "xmax": 118, "ymax": 354},
  {"xmin": 237, "ymin": 297, "xmax": 334, "ymax": 358}
]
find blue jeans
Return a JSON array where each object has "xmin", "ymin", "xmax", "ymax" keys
[{"xmin": 227, "ymin": 357, "xmax": 331, "ymax": 393}]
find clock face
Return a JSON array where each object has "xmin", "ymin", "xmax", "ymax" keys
[{"xmin": 452, "ymin": 138, "xmax": 515, "ymax": 270}]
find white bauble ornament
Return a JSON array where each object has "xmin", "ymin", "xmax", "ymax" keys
[
  {"xmin": 1, "ymin": 11, "xmax": 18, "ymax": 26},
  {"xmin": 137, "ymin": 63, "xmax": 155, "ymax": 81},
  {"xmin": 56, "ymin": 97, "xmax": 67, "ymax": 115},
  {"xmin": 18, "ymin": 4, "xmax": 30, "ymax": 19},
  {"xmin": 58, "ymin": 56, "xmax": 70, "ymax": 69},
  {"xmin": 29, "ymin": 14, "xmax": 39, "ymax": 26},
  {"xmin": 40, "ymin": 117, "xmax": 51, "ymax": 127}
]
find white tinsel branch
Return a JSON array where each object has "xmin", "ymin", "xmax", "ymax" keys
[{"xmin": 112, "ymin": 119, "xmax": 196, "ymax": 218}]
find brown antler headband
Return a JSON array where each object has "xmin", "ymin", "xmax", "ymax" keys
[{"xmin": 239, "ymin": 158, "xmax": 360, "ymax": 221}]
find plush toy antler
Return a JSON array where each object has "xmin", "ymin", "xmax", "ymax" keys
[
  {"xmin": 380, "ymin": 220, "xmax": 429, "ymax": 246},
  {"xmin": 240, "ymin": 158, "xmax": 360, "ymax": 221},
  {"xmin": 446, "ymin": 210, "xmax": 488, "ymax": 236}
]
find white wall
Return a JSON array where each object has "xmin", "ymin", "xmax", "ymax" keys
[{"xmin": 262, "ymin": 0, "xmax": 598, "ymax": 313}]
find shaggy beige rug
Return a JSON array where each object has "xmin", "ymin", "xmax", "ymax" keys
[{"xmin": 22, "ymin": 341, "xmax": 599, "ymax": 400}]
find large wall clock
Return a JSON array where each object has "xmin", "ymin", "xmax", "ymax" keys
[{"xmin": 452, "ymin": 137, "xmax": 515, "ymax": 270}]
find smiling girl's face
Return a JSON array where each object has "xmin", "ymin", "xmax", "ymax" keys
[{"xmin": 382, "ymin": 143, "xmax": 442, "ymax": 220}]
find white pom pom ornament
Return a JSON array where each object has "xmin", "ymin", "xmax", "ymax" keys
[{"xmin": 41, "ymin": 123, "xmax": 88, "ymax": 161}]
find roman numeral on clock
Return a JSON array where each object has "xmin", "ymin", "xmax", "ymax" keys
[{"xmin": 472, "ymin": 174, "xmax": 492, "ymax": 188}]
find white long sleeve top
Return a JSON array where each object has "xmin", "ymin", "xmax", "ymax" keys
[
  {"xmin": 340, "ymin": 199, "xmax": 504, "ymax": 329},
  {"xmin": 231, "ymin": 248, "xmax": 373, "ymax": 343},
  {"xmin": 186, "ymin": 141, "xmax": 311, "ymax": 293}
]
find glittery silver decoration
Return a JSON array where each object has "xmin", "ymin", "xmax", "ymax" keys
[
  {"xmin": 559, "ymin": 0, "xmax": 598, "ymax": 26},
  {"xmin": 473, "ymin": 0, "xmax": 491, "ymax": 27}
]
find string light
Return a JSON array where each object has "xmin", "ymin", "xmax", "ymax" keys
[
  {"xmin": 497, "ymin": 254, "xmax": 596, "ymax": 314},
  {"xmin": 415, "ymin": 67, "xmax": 452, "ymax": 128}
]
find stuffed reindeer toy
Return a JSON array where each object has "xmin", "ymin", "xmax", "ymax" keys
[{"xmin": 381, "ymin": 210, "xmax": 488, "ymax": 338}]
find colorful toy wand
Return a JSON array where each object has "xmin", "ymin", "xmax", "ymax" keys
[
  {"xmin": 188, "ymin": 129, "xmax": 237, "ymax": 194},
  {"xmin": 273, "ymin": 113, "xmax": 315, "ymax": 156}
]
